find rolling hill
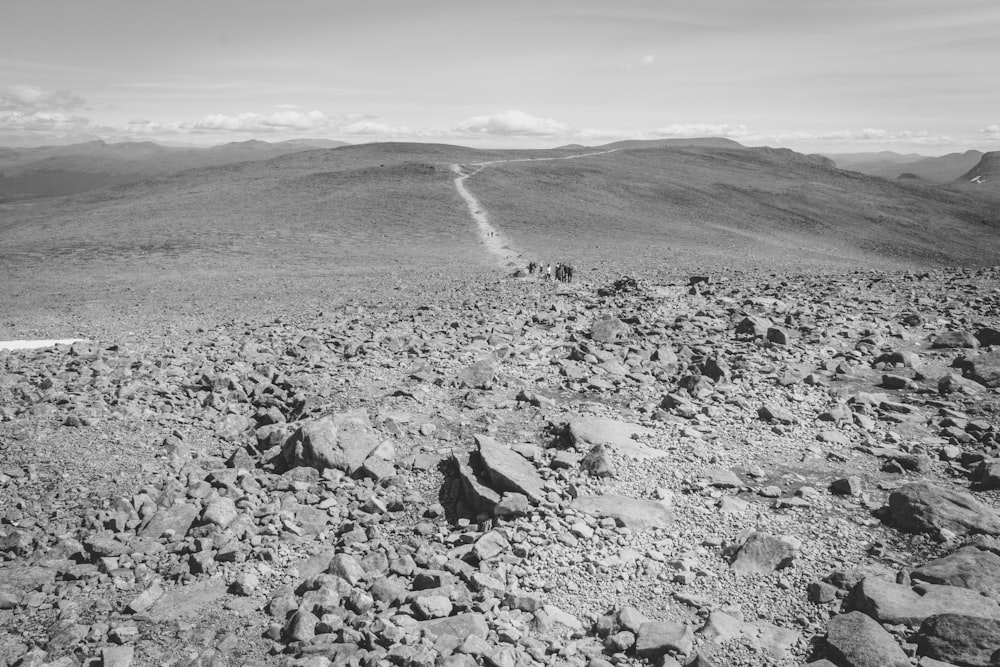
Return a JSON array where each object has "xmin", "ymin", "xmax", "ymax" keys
[
  {"xmin": 0, "ymin": 138, "xmax": 350, "ymax": 201},
  {"xmin": 1, "ymin": 140, "xmax": 998, "ymax": 336}
]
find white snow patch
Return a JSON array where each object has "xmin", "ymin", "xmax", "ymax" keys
[{"xmin": 0, "ymin": 339, "xmax": 86, "ymax": 351}]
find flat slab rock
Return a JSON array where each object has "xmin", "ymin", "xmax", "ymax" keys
[
  {"xmin": 567, "ymin": 416, "xmax": 666, "ymax": 460},
  {"xmin": 885, "ymin": 482, "xmax": 1000, "ymax": 538},
  {"xmin": 417, "ymin": 612, "xmax": 488, "ymax": 641},
  {"xmin": 474, "ymin": 435, "xmax": 546, "ymax": 503},
  {"xmin": 142, "ymin": 579, "xmax": 228, "ymax": 622},
  {"xmin": 570, "ymin": 495, "xmax": 673, "ymax": 531}
]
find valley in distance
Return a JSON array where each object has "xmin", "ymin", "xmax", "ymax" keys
[{"xmin": 2, "ymin": 136, "xmax": 1000, "ymax": 667}]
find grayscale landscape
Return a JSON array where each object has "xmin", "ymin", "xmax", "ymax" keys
[{"xmin": 3, "ymin": 3, "xmax": 1000, "ymax": 667}]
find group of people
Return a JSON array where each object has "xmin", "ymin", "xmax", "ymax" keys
[{"xmin": 527, "ymin": 261, "xmax": 574, "ymax": 282}]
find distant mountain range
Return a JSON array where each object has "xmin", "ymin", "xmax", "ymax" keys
[
  {"xmin": 0, "ymin": 138, "xmax": 349, "ymax": 201},
  {"xmin": 826, "ymin": 149, "xmax": 984, "ymax": 184}
]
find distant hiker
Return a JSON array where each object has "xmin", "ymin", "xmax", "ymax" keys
[{"xmin": 545, "ymin": 264, "xmax": 553, "ymax": 280}]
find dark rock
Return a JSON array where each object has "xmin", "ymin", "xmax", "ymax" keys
[
  {"xmin": 807, "ymin": 581, "xmax": 839, "ymax": 604},
  {"xmin": 830, "ymin": 477, "xmax": 863, "ymax": 496},
  {"xmin": 914, "ymin": 614, "xmax": 1000, "ymax": 666},
  {"xmin": 767, "ymin": 326, "xmax": 790, "ymax": 345},
  {"xmin": 452, "ymin": 451, "xmax": 501, "ymax": 517},
  {"xmin": 824, "ymin": 611, "xmax": 909, "ymax": 667},
  {"xmin": 580, "ymin": 444, "xmax": 614, "ymax": 478},
  {"xmin": 976, "ymin": 327, "xmax": 1000, "ymax": 347},
  {"xmin": 885, "ymin": 482, "xmax": 1000, "ymax": 538},
  {"xmin": 972, "ymin": 459, "xmax": 1000, "ymax": 490},
  {"xmin": 735, "ymin": 316, "xmax": 772, "ymax": 338}
]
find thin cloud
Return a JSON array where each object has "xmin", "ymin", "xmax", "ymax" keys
[
  {"xmin": 652, "ymin": 123, "xmax": 751, "ymax": 139},
  {"xmin": 0, "ymin": 84, "xmax": 85, "ymax": 112},
  {"xmin": 620, "ymin": 54, "xmax": 656, "ymax": 70},
  {"xmin": 192, "ymin": 110, "xmax": 333, "ymax": 132},
  {"xmin": 340, "ymin": 120, "xmax": 418, "ymax": 137},
  {"xmin": 770, "ymin": 128, "xmax": 955, "ymax": 146},
  {"xmin": 981, "ymin": 124, "xmax": 1000, "ymax": 141},
  {"xmin": 0, "ymin": 110, "xmax": 88, "ymax": 129},
  {"xmin": 454, "ymin": 110, "xmax": 570, "ymax": 137}
]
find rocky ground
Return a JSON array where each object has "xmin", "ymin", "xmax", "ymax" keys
[{"xmin": 3, "ymin": 266, "xmax": 1000, "ymax": 667}]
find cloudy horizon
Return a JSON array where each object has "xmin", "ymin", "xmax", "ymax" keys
[{"xmin": 2, "ymin": 0, "xmax": 998, "ymax": 155}]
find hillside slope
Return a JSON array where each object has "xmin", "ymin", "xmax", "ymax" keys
[
  {"xmin": 467, "ymin": 145, "xmax": 999, "ymax": 269},
  {"xmin": 951, "ymin": 151, "xmax": 1000, "ymax": 201}
]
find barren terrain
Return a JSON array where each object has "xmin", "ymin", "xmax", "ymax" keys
[{"xmin": 2, "ymin": 140, "xmax": 1000, "ymax": 667}]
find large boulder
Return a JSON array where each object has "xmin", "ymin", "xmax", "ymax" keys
[
  {"xmin": 911, "ymin": 546, "xmax": 1000, "ymax": 601},
  {"xmin": 884, "ymin": 482, "xmax": 1000, "ymax": 538},
  {"xmin": 282, "ymin": 411, "xmax": 379, "ymax": 474},
  {"xmin": 845, "ymin": 576, "xmax": 1000, "ymax": 625},
  {"xmin": 823, "ymin": 611, "xmax": 909, "ymax": 667},
  {"xmin": 914, "ymin": 614, "xmax": 1000, "ymax": 666}
]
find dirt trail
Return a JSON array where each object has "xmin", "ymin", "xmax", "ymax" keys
[{"xmin": 451, "ymin": 149, "xmax": 618, "ymax": 264}]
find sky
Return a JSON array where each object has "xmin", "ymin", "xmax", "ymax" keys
[{"xmin": 2, "ymin": 0, "xmax": 999, "ymax": 155}]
